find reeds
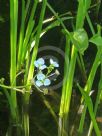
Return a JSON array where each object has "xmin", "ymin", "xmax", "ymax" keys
[
  {"xmin": 58, "ymin": 0, "xmax": 91, "ymax": 135},
  {"xmin": 0, "ymin": 0, "xmax": 102, "ymax": 136},
  {"xmin": 4, "ymin": 0, "xmax": 47, "ymax": 135}
]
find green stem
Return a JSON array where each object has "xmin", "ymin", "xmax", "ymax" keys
[
  {"xmin": 47, "ymin": 2, "xmax": 70, "ymax": 36},
  {"xmin": 21, "ymin": 0, "xmax": 38, "ymax": 63},
  {"xmin": 9, "ymin": 0, "xmax": 20, "ymax": 135},
  {"xmin": 59, "ymin": 46, "xmax": 77, "ymax": 136},
  {"xmin": 84, "ymin": 49, "xmax": 101, "ymax": 93},
  {"xmin": 64, "ymin": 46, "xmax": 77, "ymax": 126},
  {"xmin": 22, "ymin": 1, "xmax": 47, "ymax": 136},
  {"xmin": 58, "ymin": 0, "xmax": 91, "ymax": 134},
  {"xmin": 17, "ymin": 0, "xmax": 25, "ymax": 71},
  {"xmin": 77, "ymin": 54, "xmax": 87, "ymax": 83},
  {"xmin": 10, "ymin": 0, "xmax": 18, "ymax": 115},
  {"xmin": 58, "ymin": 35, "xmax": 70, "ymax": 136},
  {"xmin": 86, "ymin": 13, "xmax": 95, "ymax": 35}
]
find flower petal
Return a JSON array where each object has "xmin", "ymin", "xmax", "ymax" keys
[
  {"xmin": 37, "ymin": 58, "xmax": 45, "ymax": 65},
  {"xmin": 44, "ymin": 78, "xmax": 51, "ymax": 86},
  {"xmin": 37, "ymin": 73, "xmax": 45, "ymax": 80},
  {"xmin": 50, "ymin": 58, "xmax": 54, "ymax": 64},
  {"xmin": 50, "ymin": 59, "xmax": 59, "ymax": 67},
  {"xmin": 35, "ymin": 80, "xmax": 43, "ymax": 87},
  {"xmin": 34, "ymin": 61, "xmax": 39, "ymax": 67},
  {"xmin": 53, "ymin": 62, "xmax": 59, "ymax": 67},
  {"xmin": 39, "ymin": 65, "xmax": 47, "ymax": 70}
]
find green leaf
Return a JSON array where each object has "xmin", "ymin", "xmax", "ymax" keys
[
  {"xmin": 84, "ymin": 0, "xmax": 91, "ymax": 11},
  {"xmin": 76, "ymin": 0, "xmax": 84, "ymax": 29},
  {"xmin": 76, "ymin": 0, "xmax": 91, "ymax": 29},
  {"xmin": 89, "ymin": 34, "xmax": 102, "ymax": 47},
  {"xmin": 78, "ymin": 84, "xmax": 93, "ymax": 111},
  {"xmin": 78, "ymin": 84, "xmax": 101, "ymax": 136},
  {"xmin": 71, "ymin": 28, "xmax": 88, "ymax": 54}
]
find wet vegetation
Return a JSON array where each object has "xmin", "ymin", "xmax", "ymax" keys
[{"xmin": 0, "ymin": 0, "xmax": 102, "ymax": 136}]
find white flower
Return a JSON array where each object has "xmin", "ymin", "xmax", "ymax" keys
[
  {"xmin": 34, "ymin": 58, "xmax": 46, "ymax": 70},
  {"xmin": 50, "ymin": 59, "xmax": 59, "ymax": 67}
]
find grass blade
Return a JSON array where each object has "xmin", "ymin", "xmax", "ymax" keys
[{"xmin": 78, "ymin": 84, "xmax": 101, "ymax": 136}]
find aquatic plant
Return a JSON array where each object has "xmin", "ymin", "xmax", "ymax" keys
[
  {"xmin": 0, "ymin": 0, "xmax": 102, "ymax": 136},
  {"xmin": 34, "ymin": 58, "xmax": 59, "ymax": 89},
  {"xmin": 1, "ymin": 0, "xmax": 47, "ymax": 135}
]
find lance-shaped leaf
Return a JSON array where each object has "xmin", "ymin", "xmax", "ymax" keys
[
  {"xmin": 76, "ymin": 0, "xmax": 91, "ymax": 29},
  {"xmin": 77, "ymin": 84, "xmax": 101, "ymax": 136}
]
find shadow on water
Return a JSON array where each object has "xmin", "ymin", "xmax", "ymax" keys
[{"xmin": 0, "ymin": 1, "xmax": 10, "ymax": 135}]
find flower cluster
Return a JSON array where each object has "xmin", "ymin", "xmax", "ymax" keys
[{"xmin": 34, "ymin": 58, "xmax": 59, "ymax": 88}]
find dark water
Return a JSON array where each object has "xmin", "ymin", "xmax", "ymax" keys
[
  {"xmin": 0, "ymin": 0, "xmax": 102, "ymax": 136},
  {"xmin": 0, "ymin": 1, "xmax": 10, "ymax": 135}
]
